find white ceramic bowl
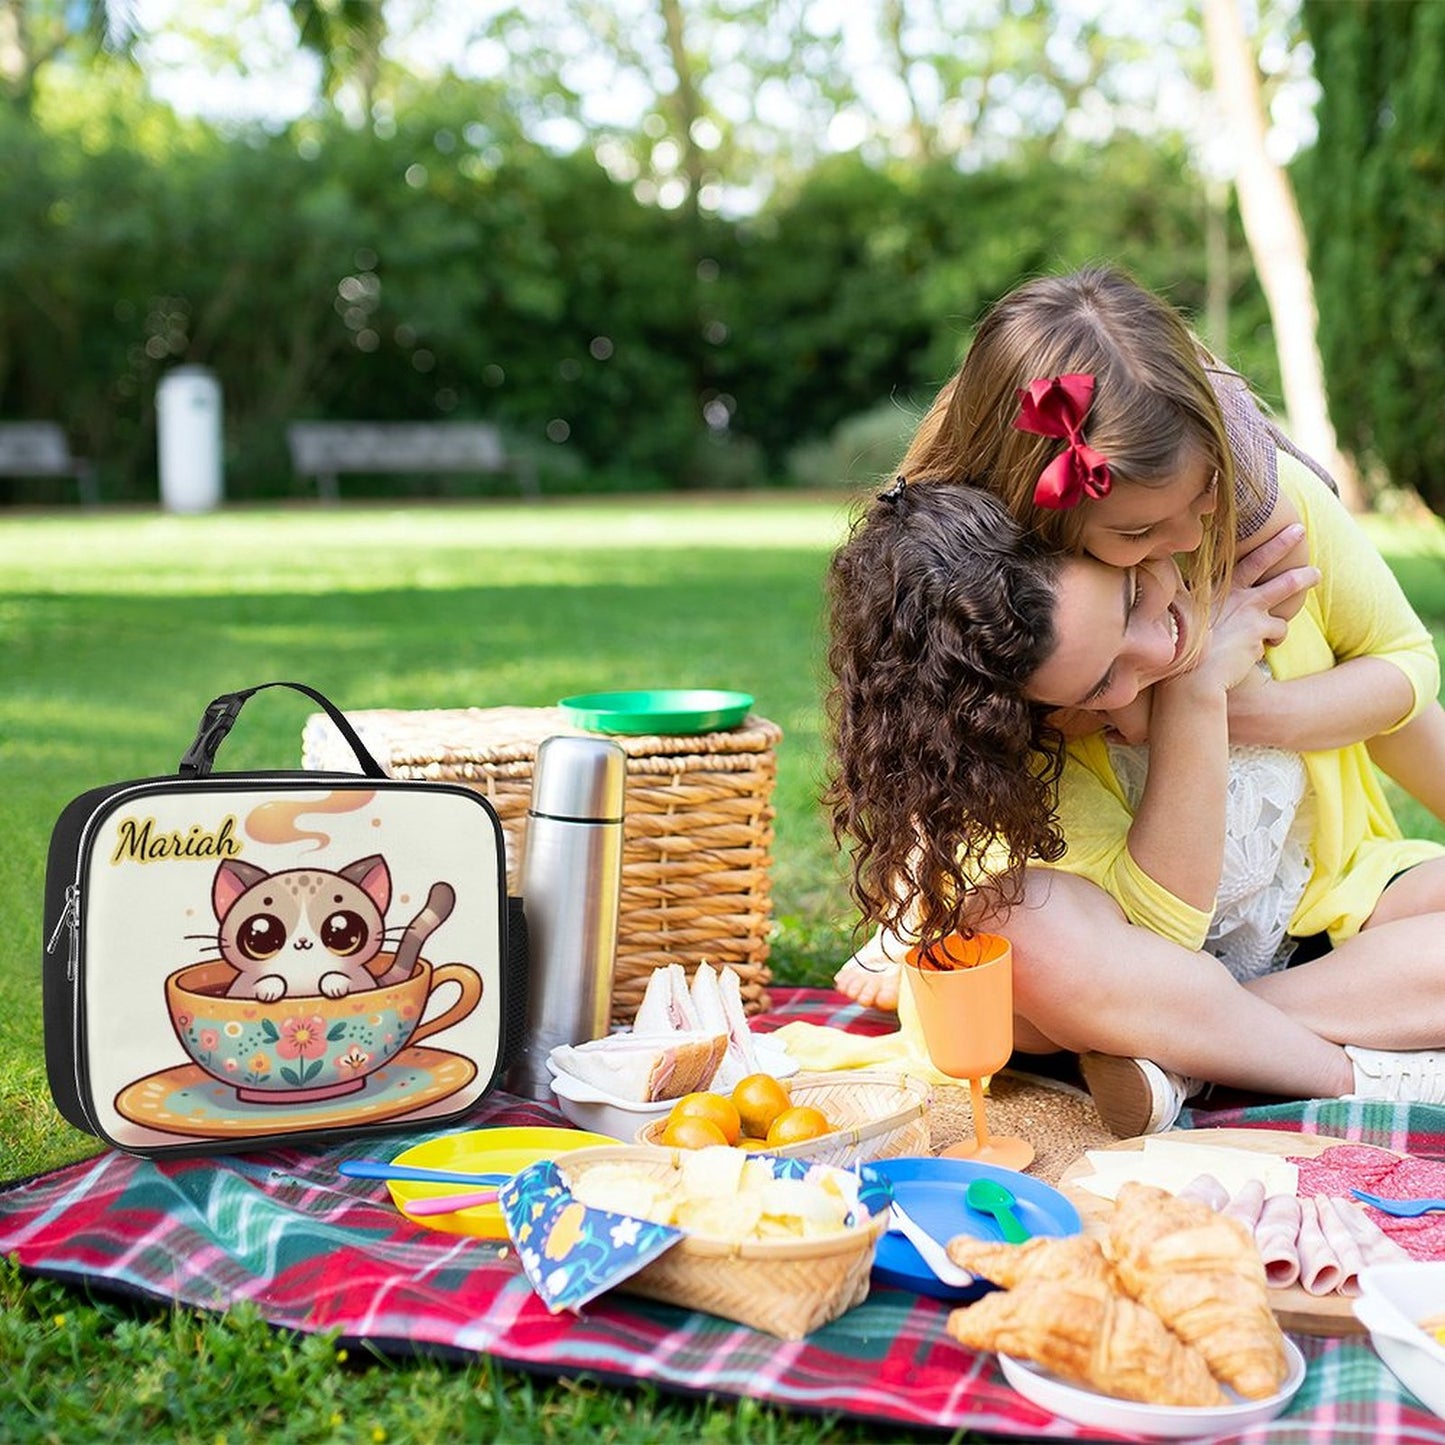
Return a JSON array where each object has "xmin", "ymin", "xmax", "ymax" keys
[
  {"xmin": 1355, "ymin": 1262, "xmax": 1445, "ymax": 1418},
  {"xmin": 547, "ymin": 1070, "xmax": 675, "ymax": 1142}
]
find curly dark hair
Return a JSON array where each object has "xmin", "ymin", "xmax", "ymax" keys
[{"xmin": 824, "ymin": 481, "xmax": 1068, "ymax": 953}]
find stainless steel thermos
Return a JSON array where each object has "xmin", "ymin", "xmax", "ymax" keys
[{"xmin": 506, "ymin": 734, "xmax": 626, "ymax": 1100}]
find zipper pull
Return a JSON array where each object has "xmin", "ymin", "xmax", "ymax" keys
[{"xmin": 46, "ymin": 885, "xmax": 80, "ymax": 979}]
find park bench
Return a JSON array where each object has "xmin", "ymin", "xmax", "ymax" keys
[
  {"xmin": 286, "ymin": 421, "xmax": 538, "ymax": 501},
  {"xmin": 0, "ymin": 422, "xmax": 98, "ymax": 505}
]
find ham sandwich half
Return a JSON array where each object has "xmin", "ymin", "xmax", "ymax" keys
[{"xmin": 549, "ymin": 963, "xmax": 761, "ymax": 1103}]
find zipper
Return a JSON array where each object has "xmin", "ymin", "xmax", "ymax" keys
[{"xmin": 46, "ymin": 884, "xmax": 81, "ymax": 981}]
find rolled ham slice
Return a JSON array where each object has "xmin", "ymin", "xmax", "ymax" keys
[
  {"xmin": 1255, "ymin": 1193, "xmax": 1303, "ymax": 1290},
  {"xmin": 1176, "ymin": 1172, "xmax": 1232, "ymax": 1211},
  {"xmin": 1221, "ymin": 1177, "xmax": 1267, "ymax": 1233},
  {"xmin": 1309, "ymin": 1194, "xmax": 1366, "ymax": 1295},
  {"xmin": 1297, "ymin": 1195, "xmax": 1348, "ymax": 1296},
  {"xmin": 1335, "ymin": 1195, "xmax": 1410, "ymax": 1268}
]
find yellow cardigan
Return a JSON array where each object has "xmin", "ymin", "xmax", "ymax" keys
[{"xmin": 1043, "ymin": 457, "xmax": 1444, "ymax": 949}]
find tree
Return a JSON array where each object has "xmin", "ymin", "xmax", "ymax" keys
[
  {"xmin": 1201, "ymin": 0, "xmax": 1359, "ymax": 507},
  {"xmin": 0, "ymin": 0, "xmax": 138, "ymax": 113},
  {"xmin": 1299, "ymin": 0, "xmax": 1445, "ymax": 511},
  {"xmin": 288, "ymin": 0, "xmax": 386, "ymax": 118}
]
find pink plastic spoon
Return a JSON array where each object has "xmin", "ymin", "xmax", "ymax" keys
[{"xmin": 402, "ymin": 1187, "xmax": 501, "ymax": 1217}]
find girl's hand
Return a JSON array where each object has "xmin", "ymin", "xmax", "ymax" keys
[
  {"xmin": 1236, "ymin": 490, "xmax": 1311, "ymax": 622},
  {"xmin": 1180, "ymin": 523, "xmax": 1318, "ymax": 694}
]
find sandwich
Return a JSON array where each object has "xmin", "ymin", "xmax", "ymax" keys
[
  {"xmin": 633, "ymin": 962, "xmax": 702, "ymax": 1034},
  {"xmin": 636, "ymin": 962, "xmax": 760, "ymax": 1090},
  {"xmin": 550, "ymin": 1031, "xmax": 728, "ymax": 1103},
  {"xmin": 549, "ymin": 962, "xmax": 764, "ymax": 1104},
  {"xmin": 687, "ymin": 963, "xmax": 760, "ymax": 1091}
]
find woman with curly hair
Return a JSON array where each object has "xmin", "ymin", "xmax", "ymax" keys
[{"xmin": 811, "ymin": 477, "xmax": 1445, "ymax": 1132}]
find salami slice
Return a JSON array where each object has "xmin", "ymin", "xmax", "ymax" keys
[{"xmin": 1290, "ymin": 1144, "xmax": 1445, "ymax": 1261}]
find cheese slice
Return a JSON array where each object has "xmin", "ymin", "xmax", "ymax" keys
[{"xmin": 1076, "ymin": 1135, "xmax": 1299, "ymax": 1202}]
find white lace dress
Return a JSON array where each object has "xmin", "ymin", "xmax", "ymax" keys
[{"xmin": 1106, "ymin": 740, "xmax": 1315, "ymax": 982}]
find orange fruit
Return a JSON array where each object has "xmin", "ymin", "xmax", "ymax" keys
[
  {"xmin": 659, "ymin": 1115, "xmax": 729, "ymax": 1150},
  {"xmin": 666, "ymin": 1091, "xmax": 741, "ymax": 1146},
  {"xmin": 737, "ymin": 1136, "xmax": 771, "ymax": 1151},
  {"xmin": 731, "ymin": 1073, "xmax": 792, "ymax": 1139},
  {"xmin": 765, "ymin": 1104, "xmax": 832, "ymax": 1147}
]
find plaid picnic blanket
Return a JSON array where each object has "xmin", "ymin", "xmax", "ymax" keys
[{"xmin": 5, "ymin": 987, "xmax": 1444, "ymax": 1443}]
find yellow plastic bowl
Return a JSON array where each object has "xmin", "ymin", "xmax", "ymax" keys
[{"xmin": 386, "ymin": 1126, "xmax": 617, "ymax": 1238}]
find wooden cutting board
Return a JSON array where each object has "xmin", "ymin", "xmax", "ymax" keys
[{"xmin": 1057, "ymin": 1127, "xmax": 1377, "ymax": 1337}]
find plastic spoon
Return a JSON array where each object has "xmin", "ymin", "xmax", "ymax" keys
[
  {"xmin": 339, "ymin": 1160, "xmax": 509, "ymax": 1187},
  {"xmin": 887, "ymin": 1202, "xmax": 975, "ymax": 1288},
  {"xmin": 964, "ymin": 1177, "xmax": 1032, "ymax": 1243},
  {"xmin": 401, "ymin": 1187, "xmax": 501, "ymax": 1217}
]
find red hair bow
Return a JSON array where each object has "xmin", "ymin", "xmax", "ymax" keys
[{"xmin": 1013, "ymin": 372, "xmax": 1112, "ymax": 510}]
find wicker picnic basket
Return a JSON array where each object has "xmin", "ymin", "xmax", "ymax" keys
[
  {"xmin": 300, "ymin": 704, "xmax": 781, "ymax": 1023},
  {"xmin": 557, "ymin": 1144, "xmax": 889, "ymax": 1339},
  {"xmin": 636, "ymin": 1071, "xmax": 932, "ymax": 1165}
]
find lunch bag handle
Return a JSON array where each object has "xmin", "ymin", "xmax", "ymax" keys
[{"xmin": 178, "ymin": 681, "xmax": 388, "ymax": 780}]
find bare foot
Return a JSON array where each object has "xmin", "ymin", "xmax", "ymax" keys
[{"xmin": 833, "ymin": 930, "xmax": 903, "ymax": 1011}]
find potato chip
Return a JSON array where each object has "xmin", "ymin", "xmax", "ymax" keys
[
  {"xmin": 679, "ymin": 1144, "xmax": 748, "ymax": 1200},
  {"xmin": 568, "ymin": 1164, "xmax": 677, "ymax": 1223},
  {"xmin": 757, "ymin": 1177, "xmax": 850, "ymax": 1236},
  {"xmin": 674, "ymin": 1193, "xmax": 765, "ymax": 1240}
]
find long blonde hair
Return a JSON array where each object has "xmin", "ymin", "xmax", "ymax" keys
[{"xmin": 899, "ymin": 266, "xmax": 1239, "ymax": 604}]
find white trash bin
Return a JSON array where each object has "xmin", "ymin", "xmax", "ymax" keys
[{"xmin": 156, "ymin": 365, "xmax": 223, "ymax": 513}]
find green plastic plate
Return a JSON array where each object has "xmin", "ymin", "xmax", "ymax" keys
[{"xmin": 558, "ymin": 688, "xmax": 754, "ymax": 735}]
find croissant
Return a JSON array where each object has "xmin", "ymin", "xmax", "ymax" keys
[
  {"xmin": 1107, "ymin": 1181, "xmax": 1289, "ymax": 1399},
  {"xmin": 947, "ymin": 1276, "xmax": 1227, "ymax": 1407},
  {"xmin": 945, "ymin": 1232, "xmax": 1112, "ymax": 1288}
]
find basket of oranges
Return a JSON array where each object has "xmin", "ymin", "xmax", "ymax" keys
[{"xmin": 637, "ymin": 1069, "xmax": 932, "ymax": 1166}]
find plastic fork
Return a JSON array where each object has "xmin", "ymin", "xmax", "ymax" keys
[{"xmin": 1351, "ymin": 1188, "xmax": 1445, "ymax": 1217}]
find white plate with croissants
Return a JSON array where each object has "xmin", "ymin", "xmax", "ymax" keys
[
  {"xmin": 999, "ymin": 1339, "xmax": 1305, "ymax": 1437},
  {"xmin": 945, "ymin": 1181, "xmax": 1306, "ymax": 1432}
]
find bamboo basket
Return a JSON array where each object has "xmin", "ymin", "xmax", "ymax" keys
[
  {"xmin": 300, "ymin": 704, "xmax": 781, "ymax": 1023},
  {"xmin": 637, "ymin": 1070, "xmax": 932, "ymax": 1166},
  {"xmin": 558, "ymin": 1144, "xmax": 889, "ymax": 1339}
]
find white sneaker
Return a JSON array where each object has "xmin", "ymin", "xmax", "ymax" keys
[
  {"xmin": 1080, "ymin": 1053, "xmax": 1203, "ymax": 1138},
  {"xmin": 1345, "ymin": 1045, "xmax": 1445, "ymax": 1104}
]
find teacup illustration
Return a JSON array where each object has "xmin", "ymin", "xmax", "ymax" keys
[{"xmin": 165, "ymin": 953, "xmax": 482, "ymax": 1104}]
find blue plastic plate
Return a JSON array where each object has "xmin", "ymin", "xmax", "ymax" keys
[
  {"xmin": 558, "ymin": 689, "xmax": 753, "ymax": 735},
  {"xmin": 866, "ymin": 1156, "xmax": 1083, "ymax": 1303}
]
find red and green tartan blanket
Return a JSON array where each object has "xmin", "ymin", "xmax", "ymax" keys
[{"xmin": 5, "ymin": 988, "xmax": 1445, "ymax": 1442}]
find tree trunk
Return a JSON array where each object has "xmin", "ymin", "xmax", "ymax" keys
[
  {"xmin": 659, "ymin": 0, "xmax": 705, "ymax": 229},
  {"xmin": 1203, "ymin": 179, "xmax": 1231, "ymax": 356},
  {"xmin": 1201, "ymin": 0, "xmax": 1363, "ymax": 509}
]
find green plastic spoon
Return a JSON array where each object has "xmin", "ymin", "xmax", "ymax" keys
[{"xmin": 965, "ymin": 1177, "xmax": 1032, "ymax": 1244}]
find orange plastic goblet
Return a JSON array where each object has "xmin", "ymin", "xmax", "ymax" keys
[{"xmin": 903, "ymin": 933, "xmax": 1034, "ymax": 1170}]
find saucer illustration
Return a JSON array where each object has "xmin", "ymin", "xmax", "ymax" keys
[{"xmin": 115, "ymin": 1046, "xmax": 477, "ymax": 1139}]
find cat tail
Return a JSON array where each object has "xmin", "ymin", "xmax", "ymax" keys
[{"xmin": 376, "ymin": 882, "xmax": 456, "ymax": 984}]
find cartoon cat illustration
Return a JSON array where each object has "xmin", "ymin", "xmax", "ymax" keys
[{"xmin": 211, "ymin": 854, "xmax": 455, "ymax": 1001}]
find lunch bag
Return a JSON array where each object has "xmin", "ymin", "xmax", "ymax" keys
[{"xmin": 42, "ymin": 681, "xmax": 528, "ymax": 1158}]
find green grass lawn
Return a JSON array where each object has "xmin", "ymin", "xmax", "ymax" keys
[
  {"xmin": 0, "ymin": 495, "xmax": 912, "ymax": 1445},
  {"xmin": 3, "ymin": 495, "xmax": 1445, "ymax": 1443}
]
